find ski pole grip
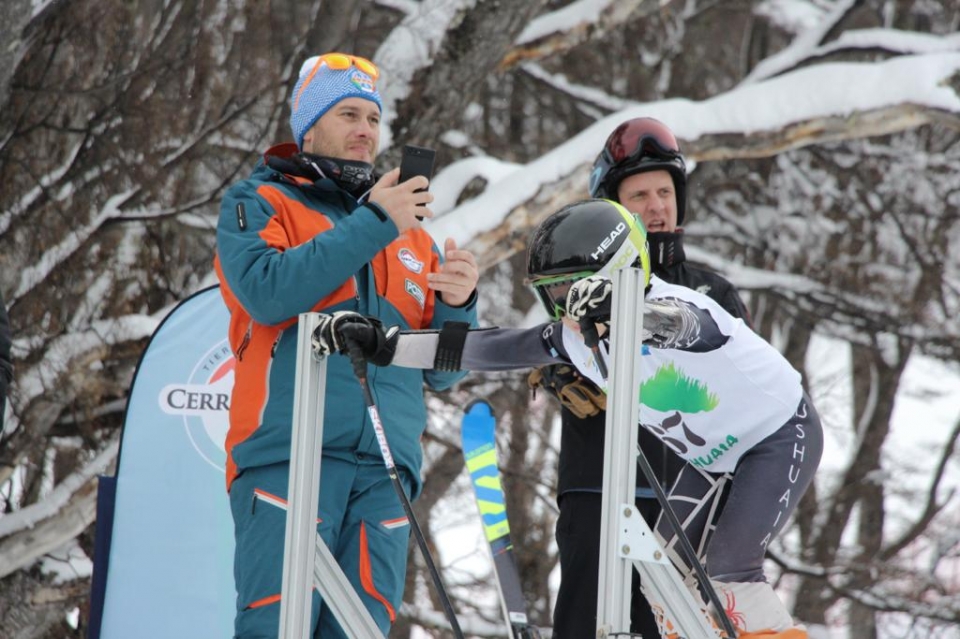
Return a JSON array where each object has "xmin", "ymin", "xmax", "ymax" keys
[
  {"xmin": 345, "ymin": 338, "xmax": 367, "ymax": 379},
  {"xmin": 580, "ymin": 321, "xmax": 609, "ymax": 379},
  {"xmin": 580, "ymin": 320, "xmax": 601, "ymax": 349}
]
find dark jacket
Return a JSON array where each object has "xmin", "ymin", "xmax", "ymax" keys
[{"xmin": 557, "ymin": 230, "xmax": 750, "ymax": 498}]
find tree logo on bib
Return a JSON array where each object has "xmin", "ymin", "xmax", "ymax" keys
[
  {"xmin": 639, "ymin": 362, "xmax": 742, "ymax": 467},
  {"xmin": 640, "ymin": 362, "xmax": 718, "ymax": 413},
  {"xmin": 639, "ymin": 362, "xmax": 730, "ymax": 460}
]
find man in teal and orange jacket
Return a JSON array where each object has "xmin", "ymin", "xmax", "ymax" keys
[{"xmin": 214, "ymin": 52, "xmax": 479, "ymax": 638}]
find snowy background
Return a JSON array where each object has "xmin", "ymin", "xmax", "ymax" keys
[{"xmin": 1, "ymin": 0, "xmax": 959, "ymax": 637}]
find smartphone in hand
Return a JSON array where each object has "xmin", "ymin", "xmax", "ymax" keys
[{"xmin": 399, "ymin": 145, "xmax": 436, "ymax": 220}]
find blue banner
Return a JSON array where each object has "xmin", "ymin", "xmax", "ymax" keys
[{"xmin": 96, "ymin": 287, "xmax": 235, "ymax": 638}]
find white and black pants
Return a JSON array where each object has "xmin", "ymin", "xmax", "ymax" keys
[{"xmin": 657, "ymin": 394, "xmax": 823, "ymax": 585}]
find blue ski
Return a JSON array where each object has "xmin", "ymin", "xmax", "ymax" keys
[{"xmin": 461, "ymin": 400, "xmax": 542, "ymax": 639}]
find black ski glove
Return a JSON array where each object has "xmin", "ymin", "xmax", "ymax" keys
[{"xmin": 311, "ymin": 312, "xmax": 399, "ymax": 366}]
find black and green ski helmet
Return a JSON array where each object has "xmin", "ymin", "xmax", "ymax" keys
[{"xmin": 525, "ymin": 199, "xmax": 650, "ymax": 319}]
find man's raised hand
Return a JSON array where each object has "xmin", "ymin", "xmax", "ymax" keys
[
  {"xmin": 428, "ymin": 238, "xmax": 478, "ymax": 307},
  {"xmin": 368, "ymin": 168, "xmax": 434, "ymax": 233}
]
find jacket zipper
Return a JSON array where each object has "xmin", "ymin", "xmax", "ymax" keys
[{"xmin": 236, "ymin": 321, "xmax": 252, "ymax": 361}]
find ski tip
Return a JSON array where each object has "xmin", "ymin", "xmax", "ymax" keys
[{"xmin": 464, "ymin": 399, "xmax": 494, "ymax": 420}]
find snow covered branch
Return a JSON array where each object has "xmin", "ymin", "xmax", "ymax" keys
[
  {"xmin": 501, "ymin": 0, "xmax": 666, "ymax": 69},
  {"xmin": 431, "ymin": 53, "xmax": 960, "ymax": 257},
  {"xmin": 0, "ymin": 438, "xmax": 118, "ymax": 579}
]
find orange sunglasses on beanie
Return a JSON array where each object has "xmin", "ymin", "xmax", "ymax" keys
[{"xmin": 289, "ymin": 53, "xmax": 382, "ymax": 149}]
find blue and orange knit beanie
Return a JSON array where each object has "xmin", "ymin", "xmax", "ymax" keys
[{"xmin": 289, "ymin": 54, "xmax": 383, "ymax": 149}]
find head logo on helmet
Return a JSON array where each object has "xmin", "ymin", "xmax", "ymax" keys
[
  {"xmin": 589, "ymin": 117, "xmax": 688, "ymax": 226},
  {"xmin": 591, "ymin": 221, "xmax": 627, "ymax": 261},
  {"xmin": 526, "ymin": 199, "xmax": 650, "ymax": 320}
]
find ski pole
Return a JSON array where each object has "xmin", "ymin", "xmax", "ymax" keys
[
  {"xmin": 344, "ymin": 340, "xmax": 465, "ymax": 639},
  {"xmin": 579, "ymin": 320, "xmax": 609, "ymax": 380},
  {"xmin": 633, "ymin": 442, "xmax": 737, "ymax": 638}
]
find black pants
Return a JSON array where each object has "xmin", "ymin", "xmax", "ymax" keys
[{"xmin": 553, "ymin": 492, "xmax": 661, "ymax": 639}]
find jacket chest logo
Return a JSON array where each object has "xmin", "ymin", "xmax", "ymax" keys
[
  {"xmin": 405, "ymin": 279, "xmax": 426, "ymax": 308},
  {"xmin": 397, "ymin": 248, "xmax": 424, "ymax": 274}
]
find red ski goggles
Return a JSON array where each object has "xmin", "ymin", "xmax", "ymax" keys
[{"xmin": 601, "ymin": 117, "xmax": 682, "ymax": 166}]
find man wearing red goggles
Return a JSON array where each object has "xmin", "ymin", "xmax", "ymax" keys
[{"xmin": 538, "ymin": 117, "xmax": 753, "ymax": 639}]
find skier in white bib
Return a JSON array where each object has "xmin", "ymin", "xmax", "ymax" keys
[{"xmin": 313, "ymin": 198, "xmax": 823, "ymax": 639}]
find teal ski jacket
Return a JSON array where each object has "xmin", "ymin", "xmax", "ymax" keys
[{"xmin": 215, "ymin": 144, "xmax": 477, "ymax": 496}]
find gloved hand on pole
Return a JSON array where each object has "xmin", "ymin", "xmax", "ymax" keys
[
  {"xmin": 566, "ymin": 275, "xmax": 699, "ymax": 349},
  {"xmin": 565, "ymin": 276, "xmax": 612, "ymax": 348},
  {"xmin": 311, "ymin": 311, "xmax": 399, "ymax": 366}
]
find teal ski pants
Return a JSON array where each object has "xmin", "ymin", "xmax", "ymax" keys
[{"xmin": 229, "ymin": 457, "xmax": 413, "ymax": 638}]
